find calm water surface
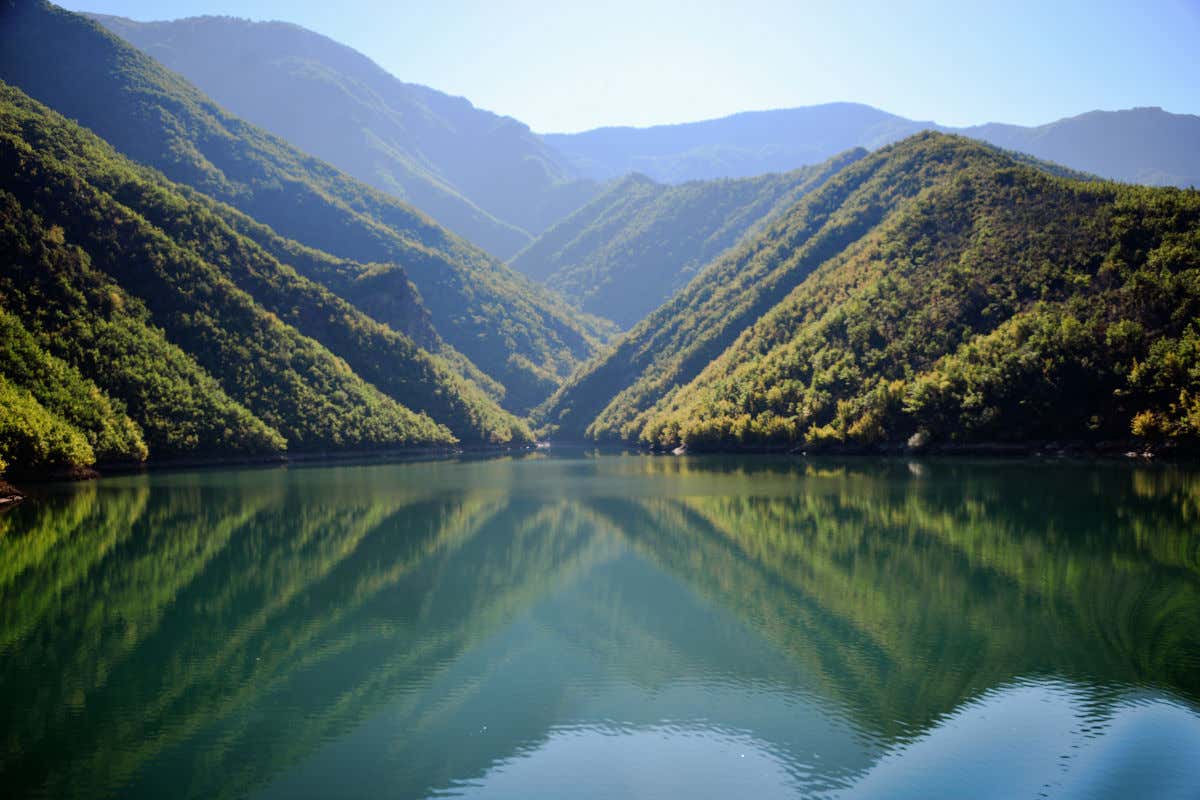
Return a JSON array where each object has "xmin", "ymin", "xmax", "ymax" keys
[{"xmin": 2, "ymin": 454, "xmax": 1199, "ymax": 799}]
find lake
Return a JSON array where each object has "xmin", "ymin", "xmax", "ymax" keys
[{"xmin": 2, "ymin": 454, "xmax": 1198, "ymax": 799}]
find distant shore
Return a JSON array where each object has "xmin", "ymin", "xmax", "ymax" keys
[
  {"xmin": 3, "ymin": 438, "xmax": 1192, "ymax": 501},
  {"xmin": 0, "ymin": 442, "xmax": 538, "ymax": 495},
  {"xmin": 553, "ymin": 438, "xmax": 1189, "ymax": 461}
]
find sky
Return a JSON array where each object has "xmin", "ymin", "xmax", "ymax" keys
[{"xmin": 60, "ymin": 0, "xmax": 1200, "ymax": 133}]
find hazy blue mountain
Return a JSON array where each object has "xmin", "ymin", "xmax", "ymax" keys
[
  {"xmin": 962, "ymin": 107, "xmax": 1200, "ymax": 188},
  {"xmin": 511, "ymin": 149, "xmax": 865, "ymax": 327},
  {"xmin": 547, "ymin": 103, "xmax": 1200, "ymax": 188},
  {"xmin": 91, "ymin": 13, "xmax": 600, "ymax": 258}
]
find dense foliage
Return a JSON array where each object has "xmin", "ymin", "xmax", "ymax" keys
[
  {"xmin": 547, "ymin": 102, "xmax": 1200, "ymax": 188},
  {"xmin": 540, "ymin": 133, "xmax": 1031, "ymax": 438},
  {"xmin": 542, "ymin": 133, "xmax": 1200, "ymax": 451},
  {"xmin": 0, "ymin": 188, "xmax": 287, "ymax": 463},
  {"xmin": 511, "ymin": 150, "xmax": 864, "ymax": 327},
  {"xmin": 0, "ymin": 0, "xmax": 612, "ymax": 413},
  {"xmin": 0, "ymin": 85, "xmax": 530, "ymax": 445},
  {"xmin": 0, "ymin": 309, "xmax": 147, "ymax": 465},
  {"xmin": 0, "ymin": 81, "xmax": 587, "ymax": 473},
  {"xmin": 0, "ymin": 376, "xmax": 96, "ymax": 475}
]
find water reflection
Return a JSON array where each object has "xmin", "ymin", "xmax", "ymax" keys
[{"xmin": 1, "ymin": 456, "xmax": 1198, "ymax": 799}]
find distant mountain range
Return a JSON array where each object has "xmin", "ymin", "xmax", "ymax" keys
[
  {"xmin": 546, "ymin": 103, "xmax": 1200, "ymax": 188},
  {"xmin": 88, "ymin": 14, "xmax": 1200, "ymax": 265},
  {"xmin": 89, "ymin": 13, "xmax": 600, "ymax": 259}
]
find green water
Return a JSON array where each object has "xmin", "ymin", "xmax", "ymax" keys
[{"xmin": 2, "ymin": 454, "xmax": 1199, "ymax": 799}]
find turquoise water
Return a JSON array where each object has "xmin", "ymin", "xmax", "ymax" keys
[{"xmin": 2, "ymin": 454, "xmax": 1198, "ymax": 798}]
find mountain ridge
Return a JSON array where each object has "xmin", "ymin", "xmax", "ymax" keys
[
  {"xmin": 87, "ymin": 11, "xmax": 601, "ymax": 258},
  {"xmin": 546, "ymin": 103, "xmax": 1200, "ymax": 188},
  {"xmin": 510, "ymin": 149, "xmax": 867, "ymax": 327},
  {"xmin": 0, "ymin": 0, "xmax": 613, "ymax": 415},
  {"xmin": 538, "ymin": 132, "xmax": 1200, "ymax": 451}
]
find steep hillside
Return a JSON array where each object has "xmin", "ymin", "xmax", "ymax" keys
[
  {"xmin": 638, "ymin": 157, "xmax": 1200, "ymax": 450},
  {"xmin": 0, "ymin": 0, "xmax": 611, "ymax": 413},
  {"xmin": 547, "ymin": 103, "xmax": 1200, "ymax": 188},
  {"xmin": 539, "ymin": 133, "xmax": 1200, "ymax": 451},
  {"xmin": 90, "ymin": 13, "xmax": 601, "ymax": 258},
  {"xmin": 511, "ymin": 150, "xmax": 865, "ymax": 327},
  {"xmin": 0, "ymin": 80, "xmax": 542, "ymax": 476}
]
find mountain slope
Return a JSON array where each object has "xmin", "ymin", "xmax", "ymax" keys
[
  {"xmin": 640, "ymin": 152, "xmax": 1200, "ymax": 449},
  {"xmin": 90, "ymin": 13, "xmax": 600, "ymax": 258},
  {"xmin": 538, "ymin": 134, "xmax": 1038, "ymax": 439},
  {"xmin": 0, "ymin": 0, "xmax": 611, "ymax": 414},
  {"xmin": 511, "ymin": 149, "xmax": 866, "ymax": 327},
  {"xmin": 0, "ymin": 310, "xmax": 148, "ymax": 475},
  {"xmin": 2, "ymin": 80, "xmax": 532, "ymax": 448},
  {"xmin": 539, "ymin": 133, "xmax": 1200, "ymax": 448},
  {"xmin": 0, "ymin": 186, "xmax": 288, "ymax": 466},
  {"xmin": 547, "ymin": 103, "xmax": 1200, "ymax": 188},
  {"xmin": 1, "ymin": 83, "xmax": 464, "ymax": 458}
]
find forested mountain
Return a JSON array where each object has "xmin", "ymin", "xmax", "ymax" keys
[
  {"xmin": 546, "ymin": 103, "xmax": 1200, "ymax": 188},
  {"xmin": 538, "ymin": 133, "xmax": 1200, "ymax": 451},
  {"xmin": 0, "ymin": 80, "xmax": 539, "ymax": 477},
  {"xmin": 89, "ymin": 13, "xmax": 599, "ymax": 258},
  {"xmin": 0, "ymin": 0, "xmax": 612, "ymax": 415},
  {"xmin": 510, "ymin": 150, "xmax": 865, "ymax": 327}
]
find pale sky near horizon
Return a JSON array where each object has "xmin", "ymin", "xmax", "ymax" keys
[{"xmin": 59, "ymin": 0, "xmax": 1200, "ymax": 133}]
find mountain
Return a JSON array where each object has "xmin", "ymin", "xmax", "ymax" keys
[
  {"xmin": 546, "ymin": 103, "xmax": 1200, "ymax": 188},
  {"xmin": 510, "ymin": 149, "xmax": 865, "ymax": 327},
  {"xmin": 0, "ymin": 0, "xmax": 612, "ymax": 415},
  {"xmin": 0, "ymin": 79, "xmax": 540, "ymax": 477},
  {"xmin": 537, "ymin": 132, "xmax": 1200, "ymax": 451},
  {"xmin": 88, "ymin": 12, "xmax": 600, "ymax": 258},
  {"xmin": 961, "ymin": 108, "xmax": 1200, "ymax": 188}
]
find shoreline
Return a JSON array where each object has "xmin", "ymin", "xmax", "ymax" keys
[
  {"xmin": 0, "ymin": 442, "xmax": 538, "ymax": 497},
  {"xmin": 547, "ymin": 438, "xmax": 1194, "ymax": 461},
  {"xmin": 2, "ymin": 438, "xmax": 1193, "ymax": 500}
]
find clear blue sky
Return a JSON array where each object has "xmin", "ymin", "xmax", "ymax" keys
[{"xmin": 60, "ymin": 0, "xmax": 1200, "ymax": 133}]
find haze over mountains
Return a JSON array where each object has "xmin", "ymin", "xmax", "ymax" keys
[
  {"xmin": 0, "ymin": 0, "xmax": 1197, "ymax": 477},
  {"xmin": 88, "ymin": 13, "xmax": 1200, "ymax": 261},
  {"xmin": 1, "ymin": 0, "xmax": 612, "ymax": 416},
  {"xmin": 547, "ymin": 103, "xmax": 1200, "ymax": 189},
  {"xmin": 511, "ymin": 151, "xmax": 865, "ymax": 327},
  {"xmin": 89, "ymin": 13, "xmax": 600, "ymax": 259}
]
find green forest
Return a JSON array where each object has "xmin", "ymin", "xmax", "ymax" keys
[
  {"xmin": 0, "ymin": 0, "xmax": 612, "ymax": 415},
  {"xmin": 541, "ymin": 134, "xmax": 1200, "ymax": 452},
  {"xmin": 1, "ymin": 0, "xmax": 1198, "ymax": 479}
]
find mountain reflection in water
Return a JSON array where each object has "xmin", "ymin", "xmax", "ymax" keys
[{"xmin": 2, "ymin": 455, "xmax": 1198, "ymax": 799}]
